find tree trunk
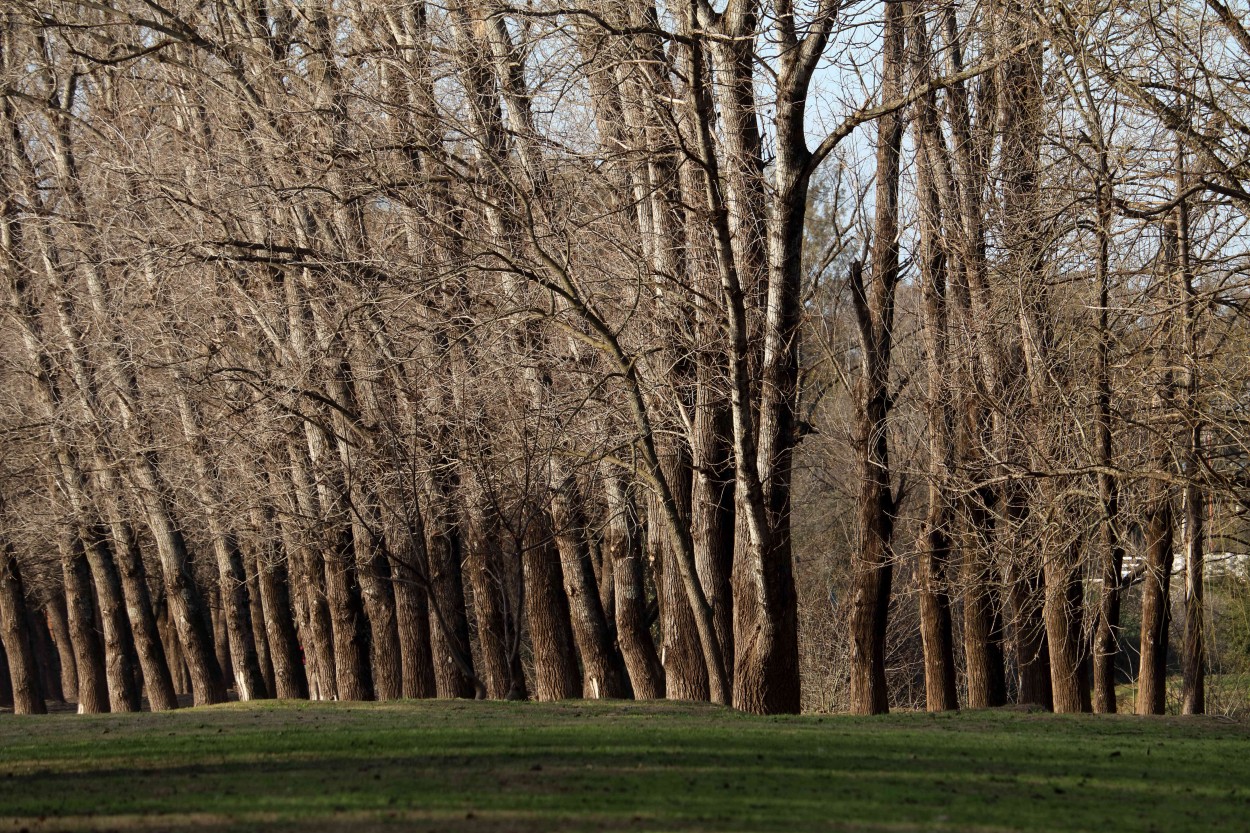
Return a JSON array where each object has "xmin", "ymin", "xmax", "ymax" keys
[
  {"xmin": 246, "ymin": 546, "xmax": 276, "ymax": 699},
  {"xmin": 425, "ymin": 486, "xmax": 476, "ymax": 699},
  {"xmin": 605, "ymin": 475, "xmax": 664, "ymax": 699},
  {"xmin": 1176, "ymin": 152, "xmax": 1205, "ymax": 717},
  {"xmin": 81, "ymin": 528, "xmax": 141, "ymax": 712},
  {"xmin": 247, "ymin": 509, "xmax": 307, "ymax": 699},
  {"xmin": 1137, "ymin": 481, "xmax": 1174, "ymax": 715},
  {"xmin": 106, "ymin": 518, "xmax": 178, "ymax": 711},
  {"xmin": 651, "ymin": 452, "xmax": 707, "ymax": 701},
  {"xmin": 847, "ymin": 0, "xmax": 905, "ymax": 717},
  {"xmin": 389, "ymin": 528, "xmax": 437, "ymax": 699},
  {"xmin": 27, "ymin": 608, "xmax": 63, "ymax": 704},
  {"xmin": 275, "ymin": 448, "xmax": 339, "ymax": 700},
  {"xmin": 62, "ymin": 535, "xmax": 108, "ymax": 713},
  {"xmin": 1008, "ymin": 553, "xmax": 1053, "ymax": 709},
  {"xmin": 909, "ymin": 0, "xmax": 959, "ymax": 713},
  {"xmin": 0, "ymin": 545, "xmax": 46, "ymax": 715},
  {"xmin": 462, "ymin": 503, "xmax": 514, "ymax": 700},
  {"xmin": 551, "ymin": 481, "xmax": 629, "ymax": 699},
  {"xmin": 962, "ymin": 524, "xmax": 1009, "ymax": 709},
  {"xmin": 45, "ymin": 593, "xmax": 78, "ymax": 704},
  {"xmin": 154, "ymin": 592, "xmax": 190, "ymax": 697},
  {"xmin": 521, "ymin": 514, "xmax": 581, "ymax": 701},
  {"xmin": 1090, "ymin": 153, "xmax": 1124, "ymax": 714},
  {"xmin": 323, "ymin": 525, "xmax": 374, "ymax": 701}
]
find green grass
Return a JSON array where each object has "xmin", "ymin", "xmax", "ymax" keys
[
  {"xmin": 0, "ymin": 700, "xmax": 1246, "ymax": 832},
  {"xmin": 1116, "ymin": 673, "xmax": 1250, "ymax": 717}
]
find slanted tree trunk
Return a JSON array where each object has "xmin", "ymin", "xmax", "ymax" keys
[
  {"xmin": 551, "ymin": 479, "xmax": 629, "ymax": 700},
  {"xmin": 246, "ymin": 507, "xmax": 306, "ymax": 699},
  {"xmin": 0, "ymin": 542, "xmax": 46, "ymax": 714},
  {"xmin": 521, "ymin": 513, "xmax": 581, "ymax": 701},
  {"xmin": 275, "ymin": 447, "xmax": 339, "ymax": 701},
  {"xmin": 651, "ymin": 451, "xmax": 707, "ymax": 702},
  {"xmin": 462, "ymin": 495, "xmax": 514, "ymax": 700},
  {"xmin": 605, "ymin": 474, "xmax": 664, "ymax": 699},
  {"xmin": 246, "ymin": 548, "xmax": 276, "ymax": 699},
  {"xmin": 45, "ymin": 593, "xmax": 78, "ymax": 704},
  {"xmin": 81, "ymin": 528, "xmax": 141, "ymax": 712},
  {"xmin": 62, "ymin": 534, "xmax": 108, "ymax": 713}
]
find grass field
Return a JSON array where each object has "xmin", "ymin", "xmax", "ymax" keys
[{"xmin": 0, "ymin": 700, "xmax": 1246, "ymax": 832}]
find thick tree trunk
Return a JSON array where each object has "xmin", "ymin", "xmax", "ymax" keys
[
  {"xmin": 962, "ymin": 519, "xmax": 1009, "ymax": 709},
  {"xmin": 521, "ymin": 515, "xmax": 581, "ymax": 701},
  {"xmin": 690, "ymin": 393, "xmax": 736, "ymax": 686},
  {"xmin": 0, "ymin": 641, "xmax": 10, "ymax": 708},
  {"xmin": 425, "ymin": 488, "xmax": 476, "ymax": 699},
  {"xmin": 323, "ymin": 525, "xmax": 374, "ymax": 701},
  {"xmin": 298, "ymin": 418, "xmax": 373, "ymax": 701},
  {"xmin": 275, "ymin": 450, "xmax": 338, "ymax": 700},
  {"xmin": 81, "ymin": 528, "xmax": 141, "ymax": 712},
  {"xmin": 247, "ymin": 510, "xmax": 307, "ymax": 700},
  {"xmin": 651, "ymin": 453, "xmax": 707, "ymax": 701},
  {"xmin": 463, "ymin": 505, "xmax": 513, "ymax": 700},
  {"xmin": 1042, "ymin": 536, "xmax": 1091, "ymax": 713},
  {"xmin": 1008, "ymin": 555, "xmax": 1053, "ymax": 709},
  {"xmin": 425, "ymin": 510, "xmax": 472, "ymax": 695},
  {"xmin": 106, "ymin": 518, "xmax": 178, "ymax": 711},
  {"xmin": 62, "ymin": 535, "xmax": 108, "ymax": 713},
  {"xmin": 208, "ymin": 518, "xmax": 267, "ymax": 700},
  {"xmin": 0, "ymin": 546, "xmax": 46, "ymax": 714},
  {"xmin": 551, "ymin": 481, "xmax": 629, "ymax": 699},
  {"xmin": 355, "ymin": 533, "xmax": 402, "ymax": 701},
  {"xmin": 604, "ymin": 475, "xmax": 663, "ymax": 699},
  {"xmin": 909, "ymin": 1, "xmax": 960, "ymax": 713},
  {"xmin": 154, "ymin": 592, "xmax": 190, "ymax": 697},
  {"xmin": 388, "ymin": 524, "xmax": 437, "ymax": 699}
]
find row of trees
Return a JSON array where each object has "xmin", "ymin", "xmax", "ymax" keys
[{"xmin": 1, "ymin": 0, "xmax": 1248, "ymax": 717}]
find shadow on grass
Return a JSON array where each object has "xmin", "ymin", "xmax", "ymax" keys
[{"xmin": 0, "ymin": 702, "xmax": 1245, "ymax": 832}]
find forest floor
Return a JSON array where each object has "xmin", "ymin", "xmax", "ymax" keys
[{"xmin": 0, "ymin": 699, "xmax": 1245, "ymax": 832}]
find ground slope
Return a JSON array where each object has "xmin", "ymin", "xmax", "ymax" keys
[{"xmin": 0, "ymin": 700, "xmax": 1245, "ymax": 832}]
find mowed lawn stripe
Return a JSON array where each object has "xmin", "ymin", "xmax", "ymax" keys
[{"xmin": 0, "ymin": 700, "xmax": 1245, "ymax": 832}]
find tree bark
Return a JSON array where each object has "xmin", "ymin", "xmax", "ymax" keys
[
  {"xmin": 247, "ymin": 507, "xmax": 307, "ymax": 700},
  {"xmin": 847, "ymin": 0, "xmax": 905, "ymax": 716},
  {"xmin": 521, "ymin": 514, "xmax": 581, "ymax": 701},
  {"xmin": 61, "ymin": 534, "xmax": 108, "ymax": 713},
  {"xmin": 1137, "ymin": 480, "xmax": 1174, "ymax": 715},
  {"xmin": 0, "ymin": 543, "xmax": 46, "ymax": 715},
  {"xmin": 605, "ymin": 474, "xmax": 664, "ymax": 699},
  {"xmin": 910, "ymin": 4, "xmax": 959, "ymax": 709},
  {"xmin": 551, "ymin": 479, "xmax": 629, "ymax": 699},
  {"xmin": 45, "ymin": 593, "xmax": 78, "ymax": 704},
  {"xmin": 81, "ymin": 527, "xmax": 141, "ymax": 712},
  {"xmin": 27, "ymin": 608, "xmax": 63, "ymax": 704}
]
